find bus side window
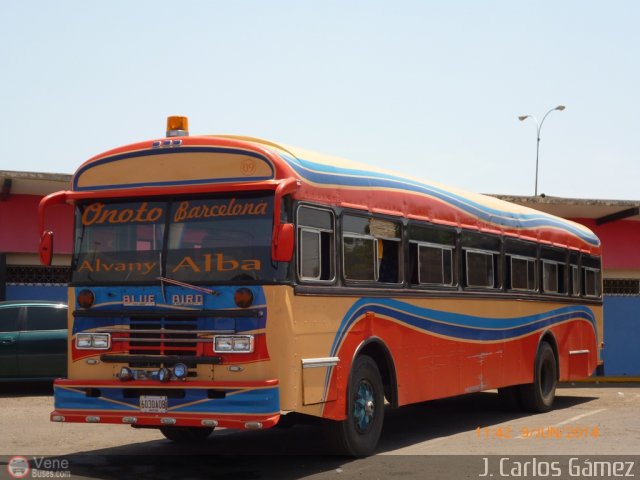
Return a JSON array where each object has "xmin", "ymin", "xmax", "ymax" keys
[
  {"xmin": 584, "ymin": 267, "xmax": 601, "ymax": 297},
  {"xmin": 370, "ymin": 218, "xmax": 401, "ymax": 284},
  {"xmin": 509, "ymin": 255, "xmax": 537, "ymax": 291},
  {"xmin": 465, "ymin": 249, "xmax": 497, "ymax": 288},
  {"xmin": 540, "ymin": 248, "xmax": 567, "ymax": 295},
  {"xmin": 408, "ymin": 223, "xmax": 457, "ymax": 288},
  {"xmin": 342, "ymin": 215, "xmax": 401, "ymax": 284},
  {"xmin": 343, "ymin": 235, "xmax": 377, "ymax": 281},
  {"xmin": 411, "ymin": 242, "xmax": 454, "ymax": 286},
  {"xmin": 297, "ymin": 206, "xmax": 334, "ymax": 282},
  {"xmin": 542, "ymin": 260, "xmax": 559, "ymax": 293},
  {"xmin": 581, "ymin": 255, "xmax": 602, "ymax": 298},
  {"xmin": 570, "ymin": 264, "xmax": 580, "ymax": 296}
]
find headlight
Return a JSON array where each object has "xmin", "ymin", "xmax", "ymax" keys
[
  {"xmin": 214, "ymin": 335, "xmax": 254, "ymax": 353},
  {"xmin": 92, "ymin": 334, "xmax": 110, "ymax": 349},
  {"xmin": 76, "ymin": 333, "xmax": 93, "ymax": 349},
  {"xmin": 76, "ymin": 333, "xmax": 111, "ymax": 350}
]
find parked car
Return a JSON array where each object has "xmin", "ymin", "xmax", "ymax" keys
[{"xmin": 0, "ymin": 300, "xmax": 67, "ymax": 380}]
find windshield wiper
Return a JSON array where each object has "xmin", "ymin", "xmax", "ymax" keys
[{"xmin": 157, "ymin": 276, "xmax": 219, "ymax": 296}]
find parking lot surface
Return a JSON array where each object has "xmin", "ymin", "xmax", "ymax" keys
[{"xmin": 1, "ymin": 383, "xmax": 638, "ymax": 478}]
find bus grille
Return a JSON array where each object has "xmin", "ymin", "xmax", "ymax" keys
[{"xmin": 127, "ymin": 317, "xmax": 199, "ymax": 356}]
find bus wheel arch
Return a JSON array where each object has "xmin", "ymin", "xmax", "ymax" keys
[
  {"xmin": 324, "ymin": 354, "xmax": 385, "ymax": 456},
  {"xmin": 353, "ymin": 337, "xmax": 398, "ymax": 408},
  {"xmin": 323, "ymin": 338, "xmax": 397, "ymax": 456}
]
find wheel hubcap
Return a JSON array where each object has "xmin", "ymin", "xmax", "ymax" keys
[{"xmin": 353, "ymin": 380, "xmax": 375, "ymax": 434}]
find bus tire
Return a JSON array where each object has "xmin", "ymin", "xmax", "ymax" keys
[
  {"xmin": 518, "ymin": 341, "xmax": 557, "ymax": 413},
  {"xmin": 159, "ymin": 426, "xmax": 214, "ymax": 442},
  {"xmin": 324, "ymin": 355, "xmax": 384, "ymax": 457}
]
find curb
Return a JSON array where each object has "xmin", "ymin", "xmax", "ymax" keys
[{"xmin": 562, "ymin": 377, "xmax": 640, "ymax": 383}]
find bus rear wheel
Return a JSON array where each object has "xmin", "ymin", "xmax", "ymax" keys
[
  {"xmin": 518, "ymin": 341, "xmax": 557, "ymax": 413},
  {"xmin": 160, "ymin": 426, "xmax": 214, "ymax": 442},
  {"xmin": 324, "ymin": 355, "xmax": 384, "ymax": 457}
]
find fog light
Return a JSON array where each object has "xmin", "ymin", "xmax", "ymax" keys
[
  {"xmin": 173, "ymin": 363, "xmax": 188, "ymax": 379},
  {"xmin": 245, "ymin": 421, "xmax": 263, "ymax": 430},
  {"xmin": 158, "ymin": 367, "xmax": 171, "ymax": 383},
  {"xmin": 119, "ymin": 367, "xmax": 134, "ymax": 381}
]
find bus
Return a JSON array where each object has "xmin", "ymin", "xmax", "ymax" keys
[{"xmin": 38, "ymin": 116, "xmax": 603, "ymax": 456}]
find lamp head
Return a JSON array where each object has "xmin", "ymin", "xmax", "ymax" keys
[
  {"xmin": 555, "ymin": 105, "xmax": 566, "ymax": 111},
  {"xmin": 518, "ymin": 115, "xmax": 530, "ymax": 121}
]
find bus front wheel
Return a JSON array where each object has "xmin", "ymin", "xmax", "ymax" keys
[
  {"xmin": 519, "ymin": 341, "xmax": 557, "ymax": 413},
  {"xmin": 324, "ymin": 355, "xmax": 384, "ymax": 457},
  {"xmin": 160, "ymin": 426, "xmax": 214, "ymax": 442}
]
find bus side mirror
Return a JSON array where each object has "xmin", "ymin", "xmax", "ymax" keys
[
  {"xmin": 39, "ymin": 231, "xmax": 54, "ymax": 266},
  {"xmin": 273, "ymin": 223, "xmax": 294, "ymax": 262}
]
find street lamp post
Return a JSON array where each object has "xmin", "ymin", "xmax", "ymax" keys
[{"xmin": 518, "ymin": 105, "xmax": 566, "ymax": 196}]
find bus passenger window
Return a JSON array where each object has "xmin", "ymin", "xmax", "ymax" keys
[
  {"xmin": 584, "ymin": 268, "xmax": 601, "ymax": 297},
  {"xmin": 342, "ymin": 215, "xmax": 401, "ymax": 284},
  {"xmin": 510, "ymin": 256, "xmax": 536, "ymax": 291},
  {"xmin": 570, "ymin": 265, "xmax": 580, "ymax": 296},
  {"xmin": 297, "ymin": 206, "xmax": 334, "ymax": 282},
  {"xmin": 465, "ymin": 250, "xmax": 496, "ymax": 288},
  {"xmin": 415, "ymin": 243, "xmax": 453, "ymax": 286},
  {"xmin": 370, "ymin": 218, "xmax": 401, "ymax": 284},
  {"xmin": 343, "ymin": 236, "xmax": 377, "ymax": 281},
  {"xmin": 300, "ymin": 229, "xmax": 321, "ymax": 279},
  {"xmin": 542, "ymin": 261, "xmax": 559, "ymax": 293}
]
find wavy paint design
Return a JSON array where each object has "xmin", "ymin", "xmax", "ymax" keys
[
  {"xmin": 279, "ymin": 153, "xmax": 599, "ymax": 247},
  {"xmin": 322, "ymin": 298, "xmax": 597, "ymax": 400}
]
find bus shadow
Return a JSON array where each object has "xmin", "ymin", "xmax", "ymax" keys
[
  {"xmin": 34, "ymin": 390, "xmax": 598, "ymax": 479},
  {"xmin": 376, "ymin": 390, "xmax": 597, "ymax": 453}
]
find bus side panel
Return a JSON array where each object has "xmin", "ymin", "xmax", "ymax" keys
[
  {"xmin": 267, "ymin": 289, "xmax": 601, "ymax": 422},
  {"xmin": 318, "ymin": 299, "xmax": 601, "ymax": 421}
]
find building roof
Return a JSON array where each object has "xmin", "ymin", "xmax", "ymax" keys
[
  {"xmin": 493, "ymin": 195, "xmax": 640, "ymax": 224},
  {"xmin": 0, "ymin": 170, "xmax": 71, "ymax": 197}
]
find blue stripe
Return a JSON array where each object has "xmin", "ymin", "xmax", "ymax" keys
[
  {"xmin": 329, "ymin": 299, "xmax": 596, "ymax": 357},
  {"xmin": 280, "ymin": 153, "xmax": 599, "ymax": 247}
]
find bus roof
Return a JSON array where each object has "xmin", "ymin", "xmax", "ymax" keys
[{"xmin": 71, "ymin": 134, "xmax": 600, "ymax": 255}]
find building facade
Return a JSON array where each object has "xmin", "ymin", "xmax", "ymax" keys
[{"xmin": 0, "ymin": 171, "xmax": 73, "ymax": 302}]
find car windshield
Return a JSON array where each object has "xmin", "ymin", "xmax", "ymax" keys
[{"xmin": 72, "ymin": 194, "xmax": 288, "ymax": 284}]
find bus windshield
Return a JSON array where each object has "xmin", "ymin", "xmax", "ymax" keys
[{"xmin": 72, "ymin": 194, "xmax": 288, "ymax": 284}]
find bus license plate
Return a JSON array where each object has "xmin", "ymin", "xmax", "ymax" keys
[{"xmin": 140, "ymin": 395, "xmax": 168, "ymax": 413}]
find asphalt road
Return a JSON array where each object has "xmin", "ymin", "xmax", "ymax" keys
[{"xmin": 1, "ymin": 383, "xmax": 638, "ymax": 479}]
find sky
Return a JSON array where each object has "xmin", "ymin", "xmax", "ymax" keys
[{"xmin": 1, "ymin": 1, "xmax": 638, "ymax": 199}]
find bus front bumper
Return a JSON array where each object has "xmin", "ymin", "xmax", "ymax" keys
[{"xmin": 51, "ymin": 378, "xmax": 280, "ymax": 429}]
